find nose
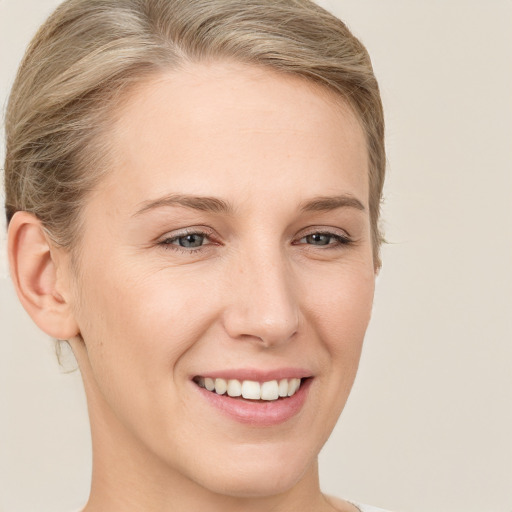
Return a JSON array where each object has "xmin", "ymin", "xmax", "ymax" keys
[{"xmin": 222, "ymin": 247, "xmax": 300, "ymax": 348}]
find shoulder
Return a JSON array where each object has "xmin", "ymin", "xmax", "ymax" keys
[{"xmin": 325, "ymin": 495, "xmax": 395, "ymax": 512}]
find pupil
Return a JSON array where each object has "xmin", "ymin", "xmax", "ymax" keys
[
  {"xmin": 180, "ymin": 234, "xmax": 204, "ymax": 248},
  {"xmin": 307, "ymin": 233, "xmax": 330, "ymax": 246}
]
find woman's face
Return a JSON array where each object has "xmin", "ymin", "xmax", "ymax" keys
[{"xmin": 68, "ymin": 62, "xmax": 375, "ymax": 497}]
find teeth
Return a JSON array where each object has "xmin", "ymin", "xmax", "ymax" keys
[
  {"xmin": 227, "ymin": 379, "xmax": 242, "ymax": 397},
  {"xmin": 241, "ymin": 380, "xmax": 261, "ymax": 400},
  {"xmin": 197, "ymin": 377, "xmax": 303, "ymax": 401},
  {"xmin": 261, "ymin": 380, "xmax": 279, "ymax": 401},
  {"xmin": 278, "ymin": 379, "xmax": 288, "ymax": 397},
  {"xmin": 287, "ymin": 378, "xmax": 301, "ymax": 397},
  {"xmin": 215, "ymin": 378, "xmax": 227, "ymax": 395}
]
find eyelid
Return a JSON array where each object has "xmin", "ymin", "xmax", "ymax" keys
[
  {"xmin": 154, "ymin": 225, "xmax": 353, "ymax": 254},
  {"xmin": 295, "ymin": 226, "xmax": 351, "ymax": 240},
  {"xmin": 156, "ymin": 226, "xmax": 219, "ymax": 252},
  {"xmin": 292, "ymin": 226, "xmax": 354, "ymax": 250},
  {"xmin": 157, "ymin": 226, "xmax": 214, "ymax": 242}
]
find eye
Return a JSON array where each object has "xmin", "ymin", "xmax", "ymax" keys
[
  {"xmin": 158, "ymin": 228, "xmax": 215, "ymax": 252},
  {"xmin": 170, "ymin": 233, "xmax": 206, "ymax": 248},
  {"xmin": 296, "ymin": 230, "xmax": 352, "ymax": 248},
  {"xmin": 302, "ymin": 233, "xmax": 333, "ymax": 246}
]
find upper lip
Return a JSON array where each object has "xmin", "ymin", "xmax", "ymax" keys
[{"xmin": 193, "ymin": 367, "xmax": 313, "ymax": 382}]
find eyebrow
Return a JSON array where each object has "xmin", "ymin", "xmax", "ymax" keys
[
  {"xmin": 299, "ymin": 195, "xmax": 366, "ymax": 213},
  {"xmin": 133, "ymin": 193, "xmax": 365, "ymax": 217},
  {"xmin": 133, "ymin": 193, "xmax": 234, "ymax": 217}
]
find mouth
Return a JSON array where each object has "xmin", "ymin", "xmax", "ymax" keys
[
  {"xmin": 191, "ymin": 372, "xmax": 312, "ymax": 426},
  {"xmin": 191, "ymin": 368, "xmax": 313, "ymax": 425},
  {"xmin": 193, "ymin": 376, "xmax": 305, "ymax": 402}
]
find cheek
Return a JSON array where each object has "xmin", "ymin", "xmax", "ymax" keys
[
  {"xmin": 73, "ymin": 261, "xmax": 222, "ymax": 393},
  {"xmin": 304, "ymin": 262, "xmax": 375, "ymax": 347},
  {"xmin": 70, "ymin": 263, "xmax": 228, "ymax": 451},
  {"xmin": 302, "ymin": 261, "xmax": 375, "ymax": 408}
]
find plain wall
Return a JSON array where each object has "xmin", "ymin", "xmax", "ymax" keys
[{"xmin": 1, "ymin": 1, "xmax": 511, "ymax": 511}]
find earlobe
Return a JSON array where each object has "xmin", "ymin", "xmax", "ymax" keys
[{"xmin": 7, "ymin": 211, "xmax": 80, "ymax": 340}]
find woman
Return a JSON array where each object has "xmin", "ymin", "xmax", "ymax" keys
[{"xmin": 4, "ymin": 0, "xmax": 389, "ymax": 511}]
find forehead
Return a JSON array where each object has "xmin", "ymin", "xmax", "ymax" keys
[{"xmin": 96, "ymin": 61, "xmax": 369, "ymax": 211}]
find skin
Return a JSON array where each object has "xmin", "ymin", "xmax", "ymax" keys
[{"xmin": 9, "ymin": 61, "xmax": 376, "ymax": 512}]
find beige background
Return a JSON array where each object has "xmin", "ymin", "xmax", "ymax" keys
[{"xmin": 1, "ymin": 1, "xmax": 511, "ymax": 511}]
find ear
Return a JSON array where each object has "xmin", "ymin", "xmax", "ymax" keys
[{"xmin": 7, "ymin": 211, "xmax": 80, "ymax": 340}]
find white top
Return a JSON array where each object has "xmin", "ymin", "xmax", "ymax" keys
[{"xmin": 353, "ymin": 503, "xmax": 393, "ymax": 512}]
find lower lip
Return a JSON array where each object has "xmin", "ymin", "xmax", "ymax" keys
[{"xmin": 194, "ymin": 379, "xmax": 312, "ymax": 427}]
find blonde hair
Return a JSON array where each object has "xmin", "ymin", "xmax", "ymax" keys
[{"xmin": 4, "ymin": 0, "xmax": 385, "ymax": 266}]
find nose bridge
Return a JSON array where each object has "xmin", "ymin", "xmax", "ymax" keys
[{"xmin": 223, "ymin": 240, "xmax": 299, "ymax": 347}]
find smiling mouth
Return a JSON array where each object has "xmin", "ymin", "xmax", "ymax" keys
[{"xmin": 193, "ymin": 376, "xmax": 305, "ymax": 401}]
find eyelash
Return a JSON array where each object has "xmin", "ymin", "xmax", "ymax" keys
[
  {"xmin": 295, "ymin": 231, "xmax": 353, "ymax": 248},
  {"xmin": 157, "ymin": 228, "xmax": 353, "ymax": 254},
  {"xmin": 158, "ymin": 229, "xmax": 216, "ymax": 254}
]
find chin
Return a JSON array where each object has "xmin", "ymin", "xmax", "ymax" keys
[
  {"xmin": 201, "ymin": 467, "xmax": 306, "ymax": 499},
  {"xmin": 184, "ymin": 442, "xmax": 318, "ymax": 499}
]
